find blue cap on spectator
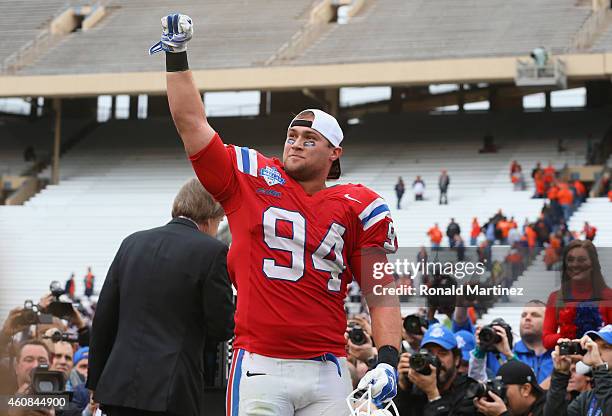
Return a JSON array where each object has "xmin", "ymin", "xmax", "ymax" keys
[
  {"xmin": 73, "ymin": 346, "xmax": 89, "ymax": 365},
  {"xmin": 585, "ymin": 324, "xmax": 612, "ymax": 345},
  {"xmin": 454, "ymin": 330, "xmax": 475, "ymax": 361},
  {"xmin": 420, "ymin": 323, "xmax": 457, "ymax": 350}
]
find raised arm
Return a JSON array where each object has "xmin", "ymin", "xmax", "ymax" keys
[
  {"xmin": 167, "ymin": 69, "xmax": 216, "ymax": 156},
  {"xmin": 151, "ymin": 13, "xmax": 216, "ymax": 155}
]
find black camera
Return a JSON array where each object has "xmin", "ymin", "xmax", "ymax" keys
[
  {"xmin": 403, "ymin": 314, "xmax": 428, "ymax": 335},
  {"xmin": 466, "ymin": 378, "xmax": 506, "ymax": 401},
  {"xmin": 15, "ymin": 301, "xmax": 53, "ymax": 326},
  {"xmin": 30, "ymin": 365, "xmax": 66, "ymax": 394},
  {"xmin": 559, "ymin": 341, "xmax": 587, "ymax": 356},
  {"xmin": 427, "ymin": 275, "xmax": 456, "ymax": 316},
  {"xmin": 409, "ymin": 349, "xmax": 441, "ymax": 375},
  {"xmin": 44, "ymin": 330, "xmax": 79, "ymax": 344},
  {"xmin": 47, "ymin": 281, "xmax": 75, "ymax": 320},
  {"xmin": 348, "ymin": 322, "xmax": 367, "ymax": 346},
  {"xmin": 479, "ymin": 318, "xmax": 513, "ymax": 353}
]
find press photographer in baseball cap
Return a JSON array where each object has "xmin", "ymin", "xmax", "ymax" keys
[
  {"xmin": 474, "ymin": 360, "xmax": 545, "ymax": 416},
  {"xmin": 544, "ymin": 324, "xmax": 612, "ymax": 416},
  {"xmin": 395, "ymin": 323, "xmax": 481, "ymax": 415}
]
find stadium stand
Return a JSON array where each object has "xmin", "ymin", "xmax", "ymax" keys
[
  {"xmin": 0, "ymin": 0, "xmax": 71, "ymax": 62},
  {"xmin": 9, "ymin": 0, "xmax": 604, "ymax": 75},
  {"xmin": 1, "ymin": 110, "xmax": 609, "ymax": 319},
  {"xmin": 0, "ymin": 116, "xmax": 89, "ymax": 176},
  {"xmin": 290, "ymin": 0, "xmax": 592, "ymax": 66},
  {"xmin": 17, "ymin": 0, "xmax": 316, "ymax": 75}
]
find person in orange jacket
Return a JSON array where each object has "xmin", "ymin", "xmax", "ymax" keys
[
  {"xmin": 557, "ymin": 183, "xmax": 574, "ymax": 221},
  {"xmin": 427, "ymin": 223, "xmax": 443, "ymax": 249},
  {"xmin": 470, "ymin": 217, "xmax": 480, "ymax": 246},
  {"xmin": 583, "ymin": 221, "xmax": 597, "ymax": 241},
  {"xmin": 573, "ymin": 179, "xmax": 587, "ymax": 203}
]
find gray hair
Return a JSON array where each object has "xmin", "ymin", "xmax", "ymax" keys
[{"xmin": 172, "ymin": 178, "xmax": 224, "ymax": 224}]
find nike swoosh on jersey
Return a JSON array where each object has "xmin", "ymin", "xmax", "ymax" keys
[
  {"xmin": 245, "ymin": 371, "xmax": 267, "ymax": 377},
  {"xmin": 344, "ymin": 194, "xmax": 362, "ymax": 203}
]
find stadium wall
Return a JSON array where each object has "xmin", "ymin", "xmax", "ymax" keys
[{"xmin": 1, "ymin": 53, "xmax": 611, "ymax": 98}]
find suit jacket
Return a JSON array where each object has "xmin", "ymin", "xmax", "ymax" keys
[{"xmin": 87, "ymin": 217, "xmax": 234, "ymax": 416}]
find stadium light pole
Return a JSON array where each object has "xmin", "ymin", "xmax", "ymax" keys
[{"xmin": 51, "ymin": 98, "xmax": 62, "ymax": 185}]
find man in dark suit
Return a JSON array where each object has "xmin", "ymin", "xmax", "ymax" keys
[{"xmin": 87, "ymin": 178, "xmax": 235, "ymax": 416}]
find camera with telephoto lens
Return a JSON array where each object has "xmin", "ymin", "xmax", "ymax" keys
[
  {"xmin": 465, "ymin": 377, "xmax": 506, "ymax": 401},
  {"xmin": 409, "ymin": 349, "xmax": 441, "ymax": 375},
  {"xmin": 403, "ymin": 314, "xmax": 429, "ymax": 335},
  {"xmin": 559, "ymin": 341, "xmax": 587, "ymax": 356},
  {"xmin": 479, "ymin": 318, "xmax": 513, "ymax": 353},
  {"xmin": 347, "ymin": 322, "xmax": 367, "ymax": 346},
  {"xmin": 427, "ymin": 274, "xmax": 456, "ymax": 316},
  {"xmin": 30, "ymin": 365, "xmax": 66, "ymax": 394},
  {"xmin": 46, "ymin": 280, "xmax": 75, "ymax": 319}
]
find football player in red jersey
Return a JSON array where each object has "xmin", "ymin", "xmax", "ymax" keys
[{"xmin": 152, "ymin": 14, "xmax": 402, "ymax": 416}]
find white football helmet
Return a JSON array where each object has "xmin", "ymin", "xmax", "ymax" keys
[{"xmin": 346, "ymin": 385, "xmax": 399, "ymax": 416}]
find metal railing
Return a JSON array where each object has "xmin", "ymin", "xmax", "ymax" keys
[{"xmin": 515, "ymin": 58, "xmax": 567, "ymax": 89}]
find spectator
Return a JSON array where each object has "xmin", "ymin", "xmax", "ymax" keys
[
  {"xmin": 574, "ymin": 179, "xmax": 587, "ymax": 204},
  {"xmin": 566, "ymin": 362, "xmax": 592, "ymax": 402},
  {"xmin": 532, "ymin": 161, "xmax": 542, "ymax": 180},
  {"xmin": 13, "ymin": 340, "xmax": 51, "ymax": 392},
  {"xmin": 395, "ymin": 324, "xmax": 480, "ymax": 416},
  {"xmin": 470, "ymin": 217, "xmax": 480, "ymax": 246},
  {"xmin": 70, "ymin": 346, "xmax": 88, "ymax": 388},
  {"xmin": 65, "ymin": 273, "xmax": 75, "ymax": 299},
  {"xmin": 511, "ymin": 164, "xmax": 526, "ymax": 191},
  {"xmin": 557, "ymin": 183, "xmax": 574, "ymax": 222},
  {"xmin": 534, "ymin": 170, "xmax": 546, "ymax": 198},
  {"xmin": 476, "ymin": 360, "xmax": 546, "ymax": 416},
  {"xmin": 466, "ymin": 301, "xmax": 553, "ymax": 384},
  {"xmin": 454, "ymin": 235, "xmax": 465, "ymax": 262},
  {"xmin": 454, "ymin": 330, "xmax": 475, "ymax": 375},
  {"xmin": 427, "ymin": 223, "xmax": 443, "ymax": 249},
  {"xmin": 395, "ymin": 176, "xmax": 406, "ymax": 209},
  {"xmin": 544, "ymin": 243, "xmax": 560, "ymax": 271},
  {"xmin": 496, "ymin": 218, "xmax": 513, "ymax": 245},
  {"xmin": 542, "ymin": 240, "xmax": 612, "ymax": 350},
  {"xmin": 87, "ymin": 178, "xmax": 235, "ymax": 416},
  {"xmin": 83, "ymin": 267, "xmax": 95, "ymax": 298},
  {"xmin": 510, "ymin": 160, "xmax": 520, "ymax": 175},
  {"xmin": 413, "ymin": 175, "xmax": 425, "ymax": 201},
  {"xmin": 508, "ymin": 224, "xmax": 522, "ymax": 247},
  {"xmin": 543, "ymin": 162, "xmax": 556, "ymax": 185},
  {"xmin": 49, "ymin": 340, "xmax": 75, "ymax": 389},
  {"xmin": 446, "ymin": 218, "xmax": 460, "ymax": 248},
  {"xmin": 582, "ymin": 221, "xmax": 597, "ymax": 242},
  {"xmin": 544, "ymin": 325, "xmax": 612, "ymax": 416},
  {"xmin": 439, "ymin": 170, "xmax": 450, "ymax": 205}
]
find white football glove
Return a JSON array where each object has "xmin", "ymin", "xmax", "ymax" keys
[
  {"xmin": 149, "ymin": 13, "xmax": 193, "ymax": 55},
  {"xmin": 357, "ymin": 363, "xmax": 398, "ymax": 408}
]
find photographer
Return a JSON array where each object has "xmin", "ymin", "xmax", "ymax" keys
[
  {"xmin": 395, "ymin": 324, "xmax": 480, "ymax": 416},
  {"xmin": 544, "ymin": 325, "xmax": 612, "ymax": 416},
  {"xmin": 38, "ymin": 292, "xmax": 90, "ymax": 347},
  {"xmin": 13, "ymin": 341, "xmax": 51, "ymax": 393},
  {"xmin": 467, "ymin": 301, "xmax": 552, "ymax": 383},
  {"xmin": 402, "ymin": 312, "xmax": 428, "ymax": 355},
  {"xmin": 474, "ymin": 360, "xmax": 546, "ymax": 416},
  {"xmin": 345, "ymin": 316, "xmax": 377, "ymax": 388}
]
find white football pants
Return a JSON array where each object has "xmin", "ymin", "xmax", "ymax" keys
[{"xmin": 226, "ymin": 349, "xmax": 352, "ymax": 416}]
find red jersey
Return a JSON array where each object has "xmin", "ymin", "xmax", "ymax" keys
[{"xmin": 190, "ymin": 134, "xmax": 398, "ymax": 358}]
